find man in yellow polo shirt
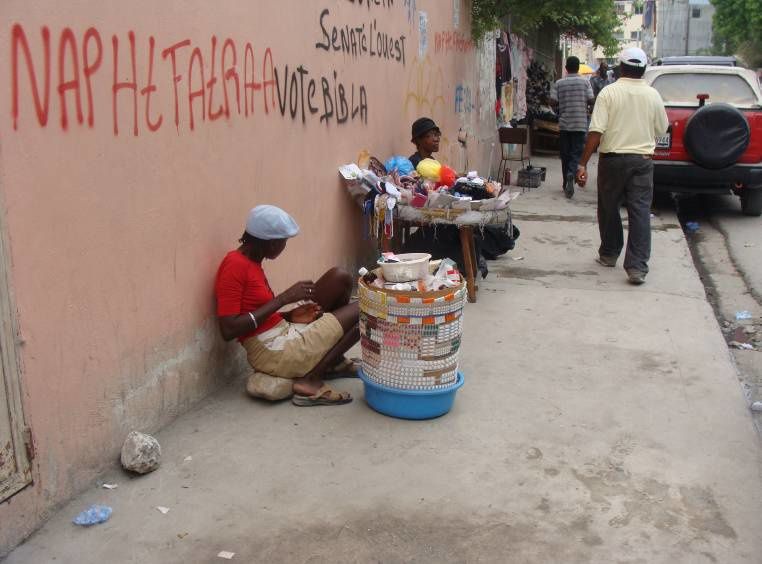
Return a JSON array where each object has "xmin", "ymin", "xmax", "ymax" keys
[{"xmin": 576, "ymin": 47, "xmax": 668, "ymax": 285}]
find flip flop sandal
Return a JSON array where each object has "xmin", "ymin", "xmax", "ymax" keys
[{"xmin": 292, "ymin": 384, "xmax": 353, "ymax": 407}]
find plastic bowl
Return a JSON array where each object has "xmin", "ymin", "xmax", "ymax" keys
[
  {"xmin": 377, "ymin": 253, "xmax": 431, "ymax": 282},
  {"xmin": 359, "ymin": 370, "xmax": 464, "ymax": 420}
]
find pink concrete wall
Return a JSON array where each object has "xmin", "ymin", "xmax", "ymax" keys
[{"xmin": 0, "ymin": 0, "xmax": 495, "ymax": 552}]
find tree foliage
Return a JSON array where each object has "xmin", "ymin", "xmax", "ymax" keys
[
  {"xmin": 711, "ymin": 0, "xmax": 762, "ymax": 67},
  {"xmin": 472, "ymin": 0, "xmax": 624, "ymax": 56}
]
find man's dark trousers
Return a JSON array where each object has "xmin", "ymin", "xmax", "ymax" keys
[
  {"xmin": 597, "ymin": 154, "xmax": 655, "ymax": 274},
  {"xmin": 559, "ymin": 131, "xmax": 586, "ymax": 183}
]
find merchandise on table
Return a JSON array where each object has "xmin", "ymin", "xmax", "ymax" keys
[{"xmin": 338, "ymin": 152, "xmax": 514, "ymax": 240}]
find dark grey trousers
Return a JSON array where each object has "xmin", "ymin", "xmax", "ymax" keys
[
  {"xmin": 597, "ymin": 155, "xmax": 654, "ymax": 273},
  {"xmin": 559, "ymin": 131, "xmax": 586, "ymax": 183}
]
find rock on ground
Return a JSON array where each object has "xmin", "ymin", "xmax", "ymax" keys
[{"xmin": 120, "ymin": 431, "xmax": 161, "ymax": 474}]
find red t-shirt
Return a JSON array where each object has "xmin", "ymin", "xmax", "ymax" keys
[{"xmin": 214, "ymin": 250, "xmax": 283, "ymax": 342}]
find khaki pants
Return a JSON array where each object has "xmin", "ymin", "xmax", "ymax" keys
[{"xmin": 241, "ymin": 313, "xmax": 343, "ymax": 379}]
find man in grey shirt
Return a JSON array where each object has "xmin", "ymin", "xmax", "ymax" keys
[{"xmin": 550, "ymin": 56, "xmax": 594, "ymax": 198}]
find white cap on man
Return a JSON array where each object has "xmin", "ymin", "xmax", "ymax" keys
[
  {"xmin": 619, "ymin": 47, "xmax": 648, "ymax": 68},
  {"xmin": 245, "ymin": 205, "xmax": 300, "ymax": 240}
]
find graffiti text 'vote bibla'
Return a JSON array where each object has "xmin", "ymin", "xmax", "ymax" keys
[{"xmin": 11, "ymin": 24, "xmax": 368, "ymax": 136}]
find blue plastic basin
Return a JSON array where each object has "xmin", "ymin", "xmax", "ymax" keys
[{"xmin": 358, "ymin": 370, "xmax": 465, "ymax": 420}]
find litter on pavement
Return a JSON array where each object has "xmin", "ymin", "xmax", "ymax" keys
[
  {"xmin": 684, "ymin": 221, "xmax": 700, "ymax": 233},
  {"xmin": 155, "ymin": 506, "xmax": 170, "ymax": 514},
  {"xmin": 72, "ymin": 505, "xmax": 112, "ymax": 526},
  {"xmin": 729, "ymin": 341, "xmax": 755, "ymax": 350},
  {"xmin": 751, "ymin": 401, "xmax": 762, "ymax": 412},
  {"xmin": 735, "ymin": 311, "xmax": 754, "ymax": 320},
  {"xmin": 217, "ymin": 551, "xmax": 235, "ymax": 559},
  {"xmin": 101, "ymin": 483, "xmax": 118, "ymax": 490}
]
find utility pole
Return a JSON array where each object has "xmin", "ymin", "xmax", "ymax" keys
[{"xmin": 685, "ymin": 0, "xmax": 691, "ymax": 55}]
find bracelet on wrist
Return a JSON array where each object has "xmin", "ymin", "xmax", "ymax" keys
[{"xmin": 248, "ymin": 311, "xmax": 258, "ymax": 329}]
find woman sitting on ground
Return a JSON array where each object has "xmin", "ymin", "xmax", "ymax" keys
[{"xmin": 214, "ymin": 205, "xmax": 359, "ymax": 406}]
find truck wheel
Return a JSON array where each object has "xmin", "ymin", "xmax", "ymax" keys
[{"xmin": 740, "ymin": 190, "xmax": 762, "ymax": 217}]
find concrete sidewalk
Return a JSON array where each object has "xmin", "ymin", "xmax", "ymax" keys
[{"xmin": 5, "ymin": 156, "xmax": 762, "ymax": 564}]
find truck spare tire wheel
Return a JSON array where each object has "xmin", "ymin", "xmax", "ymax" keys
[{"xmin": 683, "ymin": 103, "xmax": 750, "ymax": 170}]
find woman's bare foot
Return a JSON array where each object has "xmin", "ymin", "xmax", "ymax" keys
[{"xmin": 292, "ymin": 377, "xmax": 323, "ymax": 397}]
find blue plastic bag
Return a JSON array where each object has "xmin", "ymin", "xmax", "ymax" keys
[
  {"xmin": 73, "ymin": 504, "xmax": 113, "ymax": 526},
  {"xmin": 384, "ymin": 156, "xmax": 415, "ymax": 176}
]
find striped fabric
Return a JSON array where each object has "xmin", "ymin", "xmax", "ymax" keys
[{"xmin": 550, "ymin": 74, "xmax": 594, "ymax": 132}]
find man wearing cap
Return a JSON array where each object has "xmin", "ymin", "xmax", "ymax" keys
[
  {"xmin": 409, "ymin": 117, "xmax": 441, "ymax": 168},
  {"xmin": 576, "ymin": 47, "xmax": 669, "ymax": 285},
  {"xmin": 550, "ymin": 56, "xmax": 595, "ymax": 198},
  {"xmin": 214, "ymin": 205, "xmax": 360, "ymax": 406}
]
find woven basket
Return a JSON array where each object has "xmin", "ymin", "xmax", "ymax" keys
[
  {"xmin": 517, "ymin": 168, "xmax": 542, "ymax": 188},
  {"xmin": 359, "ymin": 278, "xmax": 467, "ymax": 390}
]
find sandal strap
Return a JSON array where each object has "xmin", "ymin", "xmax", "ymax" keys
[{"xmin": 309, "ymin": 384, "xmax": 350, "ymax": 401}]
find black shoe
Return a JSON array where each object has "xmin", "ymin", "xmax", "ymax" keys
[
  {"xmin": 595, "ymin": 255, "xmax": 617, "ymax": 267},
  {"xmin": 563, "ymin": 173, "xmax": 575, "ymax": 199},
  {"xmin": 626, "ymin": 270, "xmax": 647, "ymax": 285}
]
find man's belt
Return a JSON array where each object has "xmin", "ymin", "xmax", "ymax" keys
[{"xmin": 600, "ymin": 153, "xmax": 653, "ymax": 159}]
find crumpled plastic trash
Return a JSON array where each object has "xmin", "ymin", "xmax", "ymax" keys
[
  {"xmin": 735, "ymin": 311, "xmax": 753, "ymax": 320},
  {"xmin": 424, "ymin": 258, "xmax": 460, "ymax": 290},
  {"xmin": 750, "ymin": 401, "xmax": 762, "ymax": 412},
  {"xmin": 684, "ymin": 221, "xmax": 700, "ymax": 233},
  {"xmin": 384, "ymin": 155, "xmax": 415, "ymax": 176},
  {"xmin": 382, "ymin": 181, "xmax": 402, "ymax": 199},
  {"xmin": 73, "ymin": 504, "xmax": 113, "ymax": 526},
  {"xmin": 729, "ymin": 340, "xmax": 754, "ymax": 350}
]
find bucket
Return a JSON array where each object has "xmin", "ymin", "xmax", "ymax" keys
[
  {"xmin": 359, "ymin": 370, "xmax": 464, "ymax": 420},
  {"xmin": 377, "ymin": 253, "xmax": 431, "ymax": 282}
]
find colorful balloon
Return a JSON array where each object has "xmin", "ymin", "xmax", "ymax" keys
[{"xmin": 416, "ymin": 158, "xmax": 442, "ymax": 181}]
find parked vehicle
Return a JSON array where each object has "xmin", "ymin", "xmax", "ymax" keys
[
  {"xmin": 653, "ymin": 56, "xmax": 737, "ymax": 67},
  {"xmin": 644, "ymin": 65, "xmax": 762, "ymax": 216}
]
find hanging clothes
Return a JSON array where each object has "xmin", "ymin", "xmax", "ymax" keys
[{"xmin": 508, "ymin": 33, "xmax": 532, "ymax": 121}]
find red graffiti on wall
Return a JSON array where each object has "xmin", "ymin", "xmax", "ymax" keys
[
  {"xmin": 433, "ymin": 31, "xmax": 474, "ymax": 55},
  {"xmin": 11, "ymin": 24, "xmax": 368, "ymax": 136}
]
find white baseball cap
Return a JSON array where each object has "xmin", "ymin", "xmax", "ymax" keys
[
  {"xmin": 619, "ymin": 47, "xmax": 648, "ymax": 68},
  {"xmin": 245, "ymin": 205, "xmax": 300, "ymax": 240}
]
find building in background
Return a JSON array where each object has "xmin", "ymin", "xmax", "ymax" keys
[
  {"xmin": 655, "ymin": 0, "xmax": 715, "ymax": 58},
  {"xmin": 566, "ymin": 0, "xmax": 645, "ymax": 67},
  {"xmin": 566, "ymin": 0, "xmax": 716, "ymax": 67}
]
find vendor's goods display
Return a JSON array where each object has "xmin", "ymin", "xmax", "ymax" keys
[
  {"xmin": 357, "ymin": 254, "xmax": 466, "ymax": 420},
  {"xmin": 338, "ymin": 153, "xmax": 512, "ymax": 242}
]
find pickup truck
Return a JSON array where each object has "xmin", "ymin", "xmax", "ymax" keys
[{"xmin": 644, "ymin": 65, "xmax": 762, "ymax": 216}]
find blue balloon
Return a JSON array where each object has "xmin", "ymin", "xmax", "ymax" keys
[{"xmin": 384, "ymin": 156, "xmax": 415, "ymax": 176}]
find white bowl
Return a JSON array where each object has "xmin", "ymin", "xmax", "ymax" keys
[{"xmin": 377, "ymin": 253, "xmax": 432, "ymax": 282}]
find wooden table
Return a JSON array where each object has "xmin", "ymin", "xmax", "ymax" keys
[{"xmin": 386, "ymin": 207, "xmax": 512, "ymax": 304}]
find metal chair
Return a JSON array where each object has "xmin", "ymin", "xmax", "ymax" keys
[{"xmin": 497, "ymin": 127, "xmax": 529, "ymax": 184}]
